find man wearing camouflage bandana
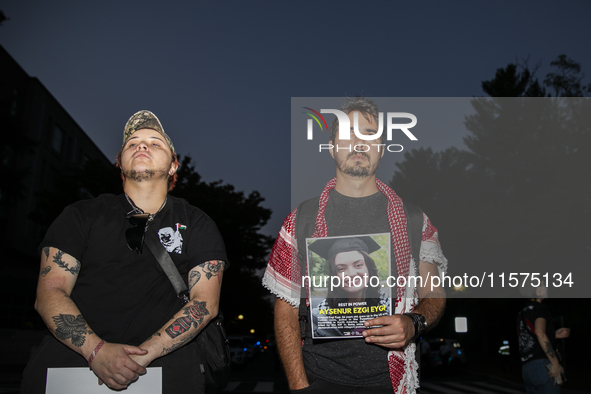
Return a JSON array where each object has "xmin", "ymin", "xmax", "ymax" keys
[{"xmin": 22, "ymin": 111, "xmax": 228, "ymax": 393}]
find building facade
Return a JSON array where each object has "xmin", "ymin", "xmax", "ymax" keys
[{"xmin": 0, "ymin": 44, "xmax": 112, "ymax": 330}]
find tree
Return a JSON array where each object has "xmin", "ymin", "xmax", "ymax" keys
[
  {"xmin": 172, "ymin": 155, "xmax": 273, "ymax": 274},
  {"xmin": 171, "ymin": 156, "xmax": 275, "ymax": 334},
  {"xmin": 0, "ymin": 10, "xmax": 9, "ymax": 26},
  {"xmin": 481, "ymin": 63, "xmax": 546, "ymax": 97},
  {"xmin": 544, "ymin": 54, "xmax": 590, "ymax": 97},
  {"xmin": 391, "ymin": 57, "xmax": 590, "ymax": 362},
  {"xmin": 390, "ymin": 55, "xmax": 590, "ymax": 287}
]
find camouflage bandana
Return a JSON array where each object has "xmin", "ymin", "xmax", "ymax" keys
[{"xmin": 122, "ymin": 110, "xmax": 176, "ymax": 154}]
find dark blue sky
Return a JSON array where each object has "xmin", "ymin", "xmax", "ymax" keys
[{"xmin": 2, "ymin": 1, "xmax": 590, "ymax": 233}]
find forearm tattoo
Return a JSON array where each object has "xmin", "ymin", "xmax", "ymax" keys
[
  {"xmin": 189, "ymin": 271, "xmax": 201, "ymax": 291},
  {"xmin": 165, "ymin": 300, "xmax": 209, "ymax": 339},
  {"xmin": 544, "ymin": 340, "xmax": 556, "ymax": 359},
  {"xmin": 52, "ymin": 250, "xmax": 81, "ymax": 276},
  {"xmin": 146, "ymin": 331, "xmax": 161, "ymax": 341},
  {"xmin": 201, "ymin": 260, "xmax": 224, "ymax": 281},
  {"xmin": 52, "ymin": 314, "xmax": 93, "ymax": 347},
  {"xmin": 160, "ymin": 335, "xmax": 193, "ymax": 356}
]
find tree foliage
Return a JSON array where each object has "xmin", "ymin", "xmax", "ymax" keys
[
  {"xmin": 0, "ymin": 10, "xmax": 9, "ymax": 26},
  {"xmin": 544, "ymin": 54, "xmax": 590, "ymax": 97},
  {"xmin": 171, "ymin": 156, "xmax": 275, "ymax": 333},
  {"xmin": 481, "ymin": 63, "xmax": 547, "ymax": 97},
  {"xmin": 172, "ymin": 155, "xmax": 273, "ymax": 274},
  {"xmin": 390, "ymin": 54, "xmax": 590, "ymax": 284},
  {"xmin": 391, "ymin": 55, "xmax": 591, "ymax": 359}
]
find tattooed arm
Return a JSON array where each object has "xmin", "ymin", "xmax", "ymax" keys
[
  {"xmin": 35, "ymin": 247, "xmax": 148, "ymax": 390},
  {"xmin": 534, "ymin": 317, "xmax": 564, "ymax": 385},
  {"xmin": 130, "ymin": 260, "xmax": 225, "ymax": 366}
]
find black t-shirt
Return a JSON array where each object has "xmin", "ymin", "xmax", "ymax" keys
[
  {"xmin": 39, "ymin": 193, "xmax": 227, "ymax": 346},
  {"xmin": 517, "ymin": 301, "xmax": 556, "ymax": 364},
  {"xmin": 303, "ymin": 189, "xmax": 392, "ymax": 386}
]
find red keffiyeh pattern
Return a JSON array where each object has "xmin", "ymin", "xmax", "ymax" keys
[
  {"xmin": 262, "ymin": 178, "xmax": 440, "ymax": 392},
  {"xmin": 310, "ymin": 178, "xmax": 411, "ymax": 310},
  {"xmin": 309, "ymin": 178, "xmax": 413, "ymax": 391}
]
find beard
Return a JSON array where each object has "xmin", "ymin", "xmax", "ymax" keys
[
  {"xmin": 344, "ymin": 164, "xmax": 370, "ymax": 178},
  {"xmin": 123, "ymin": 168, "xmax": 169, "ymax": 182},
  {"xmin": 335, "ymin": 151, "xmax": 380, "ymax": 178}
]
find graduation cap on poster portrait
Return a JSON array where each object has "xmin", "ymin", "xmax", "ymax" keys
[{"xmin": 308, "ymin": 236, "xmax": 381, "ymax": 261}]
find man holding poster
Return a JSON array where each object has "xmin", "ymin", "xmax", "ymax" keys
[{"xmin": 263, "ymin": 97, "xmax": 447, "ymax": 393}]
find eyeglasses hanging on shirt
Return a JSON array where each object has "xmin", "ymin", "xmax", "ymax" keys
[
  {"xmin": 124, "ymin": 194, "xmax": 167, "ymax": 254},
  {"xmin": 126, "ymin": 213, "xmax": 150, "ymax": 254}
]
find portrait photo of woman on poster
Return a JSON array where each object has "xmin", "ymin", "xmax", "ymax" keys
[{"xmin": 307, "ymin": 235, "xmax": 391, "ymax": 338}]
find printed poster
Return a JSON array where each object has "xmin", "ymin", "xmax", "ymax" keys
[{"xmin": 306, "ymin": 233, "xmax": 392, "ymax": 339}]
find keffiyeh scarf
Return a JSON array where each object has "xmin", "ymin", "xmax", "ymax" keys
[{"xmin": 263, "ymin": 178, "xmax": 431, "ymax": 393}]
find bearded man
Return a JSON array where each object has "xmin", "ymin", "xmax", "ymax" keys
[
  {"xmin": 21, "ymin": 111, "xmax": 227, "ymax": 393},
  {"xmin": 263, "ymin": 97, "xmax": 447, "ymax": 393}
]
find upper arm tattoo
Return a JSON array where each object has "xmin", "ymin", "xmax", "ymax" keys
[
  {"xmin": 200, "ymin": 260, "xmax": 225, "ymax": 281},
  {"xmin": 43, "ymin": 247, "xmax": 50, "ymax": 259},
  {"xmin": 52, "ymin": 250, "xmax": 81, "ymax": 276},
  {"xmin": 51, "ymin": 314, "xmax": 93, "ymax": 347},
  {"xmin": 41, "ymin": 266, "xmax": 51, "ymax": 277},
  {"xmin": 189, "ymin": 270, "xmax": 201, "ymax": 291},
  {"xmin": 164, "ymin": 300, "xmax": 209, "ymax": 339}
]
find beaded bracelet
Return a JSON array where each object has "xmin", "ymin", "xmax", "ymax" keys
[{"xmin": 88, "ymin": 340, "xmax": 105, "ymax": 369}]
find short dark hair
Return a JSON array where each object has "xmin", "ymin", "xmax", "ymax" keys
[{"xmin": 329, "ymin": 97, "xmax": 384, "ymax": 144}]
